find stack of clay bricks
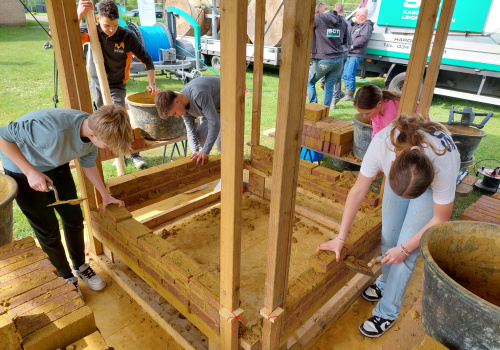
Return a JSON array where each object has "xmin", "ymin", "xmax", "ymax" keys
[
  {"xmin": 90, "ymin": 204, "xmax": 221, "ymax": 336},
  {"xmin": 250, "ymin": 145, "xmax": 379, "ymax": 209},
  {"xmin": 281, "ymin": 206, "xmax": 382, "ymax": 340},
  {"xmin": 0, "ymin": 238, "xmax": 97, "ymax": 350},
  {"xmin": 461, "ymin": 192, "xmax": 500, "ymax": 225},
  {"xmin": 106, "ymin": 155, "xmax": 221, "ymax": 209},
  {"xmin": 303, "ymin": 103, "xmax": 354, "ymax": 157}
]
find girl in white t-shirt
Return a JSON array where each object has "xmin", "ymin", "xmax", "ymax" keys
[{"xmin": 317, "ymin": 114, "xmax": 460, "ymax": 338}]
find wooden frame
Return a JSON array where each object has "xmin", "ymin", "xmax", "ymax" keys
[{"xmin": 45, "ymin": 0, "xmax": 457, "ymax": 347}]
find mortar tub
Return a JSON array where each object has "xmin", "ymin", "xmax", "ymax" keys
[
  {"xmin": 420, "ymin": 221, "xmax": 500, "ymax": 350},
  {"xmin": 352, "ymin": 113, "xmax": 373, "ymax": 159},
  {"xmin": 126, "ymin": 91, "xmax": 185, "ymax": 141},
  {"xmin": 442, "ymin": 123, "xmax": 486, "ymax": 165},
  {"xmin": 0, "ymin": 173, "xmax": 18, "ymax": 246}
]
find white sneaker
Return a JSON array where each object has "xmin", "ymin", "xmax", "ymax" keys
[
  {"xmin": 130, "ymin": 154, "xmax": 146, "ymax": 169},
  {"xmin": 65, "ymin": 276, "xmax": 83, "ymax": 298},
  {"xmin": 73, "ymin": 263, "xmax": 106, "ymax": 291}
]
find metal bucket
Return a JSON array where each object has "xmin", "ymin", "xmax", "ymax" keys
[
  {"xmin": 420, "ymin": 221, "xmax": 500, "ymax": 349},
  {"xmin": 0, "ymin": 174, "xmax": 18, "ymax": 246},
  {"xmin": 126, "ymin": 91, "xmax": 185, "ymax": 141},
  {"xmin": 352, "ymin": 113, "xmax": 373, "ymax": 159},
  {"xmin": 442, "ymin": 123, "xmax": 486, "ymax": 167}
]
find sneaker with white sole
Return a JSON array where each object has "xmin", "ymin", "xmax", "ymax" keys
[
  {"xmin": 65, "ymin": 276, "xmax": 83, "ymax": 298},
  {"xmin": 73, "ymin": 263, "xmax": 106, "ymax": 291},
  {"xmin": 362, "ymin": 284, "xmax": 383, "ymax": 302},
  {"xmin": 130, "ymin": 154, "xmax": 146, "ymax": 169},
  {"xmin": 359, "ymin": 316, "xmax": 395, "ymax": 338}
]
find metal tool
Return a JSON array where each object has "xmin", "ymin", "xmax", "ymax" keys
[
  {"xmin": 344, "ymin": 255, "xmax": 384, "ymax": 277},
  {"xmin": 456, "ymin": 167, "xmax": 469, "ymax": 186},
  {"xmin": 47, "ymin": 183, "xmax": 87, "ymax": 207}
]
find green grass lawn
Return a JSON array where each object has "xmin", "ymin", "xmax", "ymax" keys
[{"xmin": 1, "ymin": 24, "xmax": 499, "ymax": 240}]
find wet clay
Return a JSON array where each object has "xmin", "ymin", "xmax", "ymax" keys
[{"xmin": 431, "ymin": 235, "xmax": 500, "ymax": 307}]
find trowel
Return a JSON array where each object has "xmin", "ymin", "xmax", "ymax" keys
[
  {"xmin": 47, "ymin": 183, "xmax": 87, "ymax": 207},
  {"xmin": 344, "ymin": 255, "xmax": 384, "ymax": 277}
]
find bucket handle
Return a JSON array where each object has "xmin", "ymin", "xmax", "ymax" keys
[{"xmin": 447, "ymin": 106, "xmax": 494, "ymax": 129}]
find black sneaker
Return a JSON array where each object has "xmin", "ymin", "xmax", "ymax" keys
[
  {"xmin": 362, "ymin": 284, "xmax": 383, "ymax": 302},
  {"xmin": 65, "ymin": 276, "xmax": 83, "ymax": 298},
  {"xmin": 359, "ymin": 316, "xmax": 395, "ymax": 338}
]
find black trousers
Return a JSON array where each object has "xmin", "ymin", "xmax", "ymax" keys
[{"xmin": 5, "ymin": 164, "xmax": 85, "ymax": 278}]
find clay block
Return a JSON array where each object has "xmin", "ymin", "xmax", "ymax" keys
[
  {"xmin": 116, "ymin": 218, "xmax": 152, "ymax": 243},
  {"xmin": 311, "ymin": 166, "xmax": 341, "ymax": 182},
  {"xmin": 0, "ymin": 247, "xmax": 46, "ymax": 272},
  {"xmin": 22, "ymin": 305, "xmax": 96, "ymax": 350},
  {"xmin": 16, "ymin": 292, "xmax": 84, "ymax": 337},
  {"xmin": 0, "ymin": 259, "xmax": 53, "ymax": 285},
  {"xmin": 330, "ymin": 127, "xmax": 354, "ymax": 145},
  {"xmin": 298, "ymin": 159, "xmax": 319, "ymax": 175},
  {"xmin": 65, "ymin": 331, "xmax": 108, "ymax": 349},
  {"xmin": 189, "ymin": 271, "xmax": 220, "ymax": 310},
  {"xmin": 163, "ymin": 280, "xmax": 189, "ymax": 305},
  {"xmin": 0, "ymin": 240, "xmax": 37, "ymax": 264},
  {"xmin": 329, "ymin": 143, "xmax": 336, "ymax": 154},
  {"xmin": 190, "ymin": 303, "xmax": 220, "ymax": 334},
  {"xmin": 309, "ymin": 250, "xmax": 339, "ymax": 273},
  {"xmin": 102, "ymin": 205, "xmax": 132, "ymax": 225},
  {"xmin": 250, "ymin": 159, "xmax": 273, "ymax": 176},
  {"xmin": 492, "ymin": 192, "xmax": 500, "ymax": 200},
  {"xmin": 310, "ymin": 127, "xmax": 321, "ymax": 139},
  {"xmin": 0, "ymin": 313, "xmax": 22, "ymax": 350},
  {"xmin": 165, "ymin": 250, "xmax": 201, "ymax": 280},
  {"xmin": 363, "ymin": 193, "xmax": 380, "ymax": 207},
  {"xmin": 304, "ymin": 103, "xmax": 326, "ymax": 122},
  {"xmin": 138, "ymin": 234, "xmax": 176, "ymax": 260},
  {"xmin": 5, "ymin": 278, "xmax": 67, "ymax": 311},
  {"xmin": 0, "ymin": 265, "xmax": 57, "ymax": 301},
  {"xmin": 8, "ymin": 283, "xmax": 76, "ymax": 319},
  {"xmin": 322, "ymin": 141, "xmax": 330, "ymax": 153},
  {"xmin": 334, "ymin": 142, "xmax": 352, "ymax": 157},
  {"xmin": 304, "ymin": 137, "xmax": 323, "ymax": 151}
]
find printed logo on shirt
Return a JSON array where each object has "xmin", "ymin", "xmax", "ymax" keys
[
  {"xmin": 114, "ymin": 42, "xmax": 125, "ymax": 53},
  {"xmin": 326, "ymin": 29, "xmax": 340, "ymax": 38},
  {"xmin": 429, "ymin": 130, "xmax": 457, "ymax": 152}
]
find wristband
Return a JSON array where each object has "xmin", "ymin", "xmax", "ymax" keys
[
  {"xmin": 399, "ymin": 243, "xmax": 410, "ymax": 257},
  {"xmin": 149, "ymin": 82, "xmax": 156, "ymax": 86},
  {"xmin": 336, "ymin": 237, "xmax": 345, "ymax": 243}
]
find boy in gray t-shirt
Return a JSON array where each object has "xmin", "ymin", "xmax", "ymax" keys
[
  {"xmin": 0, "ymin": 106, "xmax": 132, "ymax": 297},
  {"xmin": 155, "ymin": 76, "xmax": 221, "ymax": 165}
]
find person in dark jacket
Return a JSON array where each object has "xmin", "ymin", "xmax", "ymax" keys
[
  {"xmin": 308, "ymin": 3, "xmax": 348, "ymax": 108},
  {"xmin": 331, "ymin": 2, "xmax": 352, "ymax": 108},
  {"xmin": 341, "ymin": 7, "xmax": 374, "ymax": 101},
  {"xmin": 77, "ymin": 0, "xmax": 160, "ymax": 169}
]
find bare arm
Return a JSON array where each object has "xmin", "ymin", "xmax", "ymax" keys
[
  {"xmin": 0, "ymin": 137, "xmax": 52, "ymax": 191},
  {"xmin": 316, "ymin": 173, "xmax": 375, "ymax": 261},
  {"xmin": 145, "ymin": 70, "xmax": 160, "ymax": 97},
  {"xmin": 82, "ymin": 166, "xmax": 124, "ymax": 211},
  {"xmin": 77, "ymin": 0, "xmax": 93, "ymax": 22}
]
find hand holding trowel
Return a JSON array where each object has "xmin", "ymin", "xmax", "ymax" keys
[
  {"xmin": 47, "ymin": 183, "xmax": 87, "ymax": 207},
  {"xmin": 344, "ymin": 255, "xmax": 384, "ymax": 277}
]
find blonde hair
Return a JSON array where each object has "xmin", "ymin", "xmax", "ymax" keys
[
  {"xmin": 388, "ymin": 114, "xmax": 452, "ymax": 199},
  {"xmin": 88, "ymin": 105, "xmax": 133, "ymax": 155}
]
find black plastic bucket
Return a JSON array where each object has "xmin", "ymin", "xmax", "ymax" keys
[
  {"xmin": 0, "ymin": 174, "xmax": 18, "ymax": 246},
  {"xmin": 126, "ymin": 92, "xmax": 185, "ymax": 141},
  {"xmin": 442, "ymin": 124, "xmax": 486, "ymax": 167},
  {"xmin": 352, "ymin": 113, "xmax": 373, "ymax": 159},
  {"xmin": 420, "ymin": 221, "xmax": 500, "ymax": 349}
]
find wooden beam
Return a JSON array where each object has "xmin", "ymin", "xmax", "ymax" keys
[
  {"xmin": 45, "ymin": 0, "xmax": 103, "ymax": 255},
  {"xmin": 250, "ymin": 0, "xmax": 266, "ymax": 147},
  {"xmin": 294, "ymin": 205, "xmax": 340, "ymax": 231},
  {"xmin": 219, "ymin": 0, "xmax": 247, "ymax": 348},
  {"xmin": 417, "ymin": 0, "xmax": 457, "ymax": 117},
  {"xmin": 261, "ymin": 1, "xmax": 315, "ymax": 349},
  {"xmin": 140, "ymin": 190, "xmax": 221, "ymax": 228},
  {"xmin": 397, "ymin": 0, "xmax": 440, "ymax": 116}
]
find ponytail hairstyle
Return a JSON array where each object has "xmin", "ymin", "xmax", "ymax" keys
[
  {"xmin": 388, "ymin": 114, "xmax": 452, "ymax": 199},
  {"xmin": 354, "ymin": 85, "xmax": 401, "ymax": 110}
]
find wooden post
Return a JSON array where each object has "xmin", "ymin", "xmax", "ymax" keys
[
  {"xmin": 261, "ymin": 1, "xmax": 315, "ymax": 349},
  {"xmin": 45, "ymin": 0, "xmax": 103, "ymax": 255},
  {"xmin": 417, "ymin": 0, "xmax": 456, "ymax": 118},
  {"xmin": 219, "ymin": 0, "xmax": 247, "ymax": 348},
  {"xmin": 397, "ymin": 0, "xmax": 440, "ymax": 116},
  {"xmin": 250, "ymin": 0, "xmax": 266, "ymax": 147},
  {"xmin": 83, "ymin": 9, "xmax": 127, "ymax": 176}
]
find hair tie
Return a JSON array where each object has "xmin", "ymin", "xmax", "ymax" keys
[{"xmin": 410, "ymin": 146, "xmax": 420, "ymax": 151}]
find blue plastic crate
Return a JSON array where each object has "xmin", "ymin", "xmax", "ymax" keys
[{"xmin": 300, "ymin": 147, "xmax": 323, "ymax": 162}]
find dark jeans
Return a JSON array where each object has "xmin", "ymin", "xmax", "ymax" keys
[
  {"xmin": 333, "ymin": 52, "xmax": 349, "ymax": 101},
  {"xmin": 5, "ymin": 164, "xmax": 85, "ymax": 278},
  {"xmin": 307, "ymin": 57, "xmax": 344, "ymax": 107},
  {"xmin": 342, "ymin": 56, "xmax": 364, "ymax": 90}
]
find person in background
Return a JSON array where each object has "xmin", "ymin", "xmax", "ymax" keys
[
  {"xmin": 353, "ymin": 84, "xmax": 401, "ymax": 138},
  {"xmin": 77, "ymin": 0, "xmax": 160, "ymax": 169},
  {"xmin": 0, "ymin": 106, "xmax": 133, "ymax": 296},
  {"xmin": 341, "ymin": 7, "xmax": 373, "ymax": 102},
  {"xmin": 330, "ymin": 2, "xmax": 352, "ymax": 109},
  {"xmin": 155, "ymin": 76, "xmax": 221, "ymax": 166},
  {"xmin": 317, "ymin": 114, "xmax": 460, "ymax": 338},
  {"xmin": 307, "ymin": 2, "xmax": 348, "ymax": 108}
]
